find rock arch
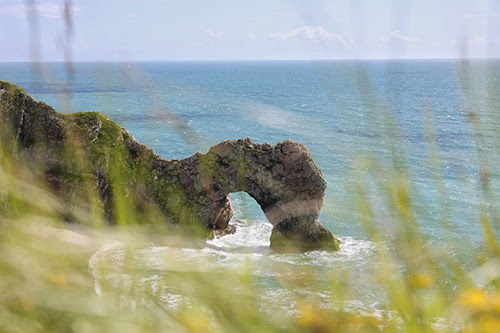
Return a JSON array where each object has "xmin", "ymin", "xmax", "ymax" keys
[{"xmin": 157, "ymin": 138, "xmax": 340, "ymax": 251}]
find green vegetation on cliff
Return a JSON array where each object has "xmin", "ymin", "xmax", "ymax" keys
[{"xmin": 0, "ymin": 80, "xmax": 180, "ymax": 229}]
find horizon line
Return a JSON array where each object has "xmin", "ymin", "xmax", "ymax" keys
[{"xmin": 1, "ymin": 56, "xmax": 499, "ymax": 63}]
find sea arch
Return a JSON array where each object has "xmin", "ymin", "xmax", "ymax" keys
[{"xmin": 174, "ymin": 138, "xmax": 341, "ymax": 251}]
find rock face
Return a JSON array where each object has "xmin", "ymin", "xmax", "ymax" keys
[{"xmin": 0, "ymin": 81, "xmax": 340, "ymax": 251}]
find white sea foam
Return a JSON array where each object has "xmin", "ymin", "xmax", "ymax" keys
[
  {"xmin": 88, "ymin": 241, "xmax": 126, "ymax": 296},
  {"xmin": 267, "ymin": 236, "xmax": 375, "ymax": 268},
  {"xmin": 88, "ymin": 220, "xmax": 380, "ymax": 313},
  {"xmin": 206, "ymin": 219, "xmax": 272, "ymax": 249},
  {"xmin": 89, "ymin": 220, "xmax": 378, "ymax": 281}
]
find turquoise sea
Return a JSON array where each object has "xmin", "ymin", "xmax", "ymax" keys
[{"xmin": 1, "ymin": 60, "xmax": 499, "ymax": 316}]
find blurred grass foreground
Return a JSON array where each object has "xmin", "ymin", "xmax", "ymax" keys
[{"xmin": 1, "ymin": 62, "xmax": 500, "ymax": 333}]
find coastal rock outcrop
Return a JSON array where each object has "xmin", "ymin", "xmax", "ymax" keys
[{"xmin": 0, "ymin": 81, "xmax": 340, "ymax": 251}]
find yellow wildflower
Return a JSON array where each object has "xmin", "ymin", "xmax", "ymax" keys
[
  {"xmin": 459, "ymin": 289, "xmax": 491, "ymax": 313},
  {"xmin": 478, "ymin": 314, "xmax": 500, "ymax": 333}
]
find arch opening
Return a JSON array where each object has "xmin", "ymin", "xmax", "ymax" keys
[
  {"xmin": 229, "ymin": 191, "xmax": 267, "ymax": 223},
  {"xmin": 208, "ymin": 192, "xmax": 273, "ymax": 249}
]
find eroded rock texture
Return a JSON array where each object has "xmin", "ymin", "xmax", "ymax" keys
[
  {"xmin": 185, "ymin": 139, "xmax": 340, "ymax": 250},
  {"xmin": 0, "ymin": 81, "xmax": 340, "ymax": 251}
]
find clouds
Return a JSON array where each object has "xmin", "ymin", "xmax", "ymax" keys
[
  {"xmin": 469, "ymin": 35, "xmax": 486, "ymax": 44},
  {"xmin": 270, "ymin": 25, "xmax": 347, "ymax": 46},
  {"xmin": 203, "ymin": 25, "xmax": 347, "ymax": 46},
  {"xmin": 204, "ymin": 30, "xmax": 260, "ymax": 44},
  {"xmin": 0, "ymin": 2, "xmax": 79, "ymax": 19},
  {"xmin": 390, "ymin": 29, "xmax": 417, "ymax": 42},
  {"xmin": 199, "ymin": 25, "xmax": 350, "ymax": 60},
  {"xmin": 379, "ymin": 29, "xmax": 418, "ymax": 43},
  {"xmin": 205, "ymin": 29, "xmax": 225, "ymax": 40}
]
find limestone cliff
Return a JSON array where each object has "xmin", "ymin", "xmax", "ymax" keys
[{"xmin": 0, "ymin": 81, "xmax": 340, "ymax": 251}]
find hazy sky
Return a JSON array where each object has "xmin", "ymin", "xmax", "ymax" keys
[{"xmin": 0, "ymin": 0, "xmax": 498, "ymax": 61}]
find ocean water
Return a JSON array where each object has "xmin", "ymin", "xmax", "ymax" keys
[{"xmin": 1, "ymin": 60, "xmax": 499, "ymax": 317}]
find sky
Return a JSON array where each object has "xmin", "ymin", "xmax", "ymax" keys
[{"xmin": 0, "ymin": 0, "xmax": 498, "ymax": 62}]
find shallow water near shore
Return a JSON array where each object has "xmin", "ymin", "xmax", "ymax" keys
[{"xmin": 2, "ymin": 60, "xmax": 499, "ymax": 318}]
